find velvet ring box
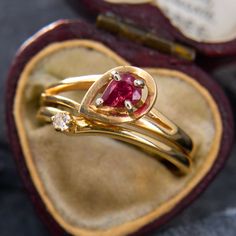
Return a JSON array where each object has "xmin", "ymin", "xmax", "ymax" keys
[{"xmin": 6, "ymin": 19, "xmax": 234, "ymax": 236}]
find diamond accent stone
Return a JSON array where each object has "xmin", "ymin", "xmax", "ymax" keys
[{"xmin": 52, "ymin": 112, "xmax": 71, "ymax": 131}]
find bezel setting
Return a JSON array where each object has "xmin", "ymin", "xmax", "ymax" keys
[{"xmin": 79, "ymin": 66, "xmax": 157, "ymax": 124}]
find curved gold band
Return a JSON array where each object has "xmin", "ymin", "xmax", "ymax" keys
[
  {"xmin": 37, "ymin": 67, "xmax": 194, "ymax": 175},
  {"xmin": 38, "ymin": 106, "xmax": 191, "ymax": 174},
  {"xmin": 41, "ymin": 75, "xmax": 193, "ymax": 153}
]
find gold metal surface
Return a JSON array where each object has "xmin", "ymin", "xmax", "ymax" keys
[{"xmin": 37, "ymin": 106, "xmax": 192, "ymax": 175}]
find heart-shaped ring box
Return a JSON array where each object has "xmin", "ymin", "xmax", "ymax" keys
[{"xmin": 5, "ymin": 3, "xmax": 234, "ymax": 236}]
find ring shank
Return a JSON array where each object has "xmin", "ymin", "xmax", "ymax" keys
[
  {"xmin": 42, "ymin": 75, "xmax": 193, "ymax": 155},
  {"xmin": 37, "ymin": 106, "xmax": 192, "ymax": 175},
  {"xmin": 37, "ymin": 73, "xmax": 194, "ymax": 175}
]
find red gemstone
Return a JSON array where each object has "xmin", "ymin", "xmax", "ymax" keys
[{"xmin": 102, "ymin": 73, "xmax": 142, "ymax": 107}]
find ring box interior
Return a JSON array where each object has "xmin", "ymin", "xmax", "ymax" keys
[
  {"xmin": 80, "ymin": 0, "xmax": 236, "ymax": 70},
  {"xmin": 6, "ymin": 20, "xmax": 234, "ymax": 236}
]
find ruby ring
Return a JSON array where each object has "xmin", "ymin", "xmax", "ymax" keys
[{"xmin": 37, "ymin": 66, "xmax": 193, "ymax": 175}]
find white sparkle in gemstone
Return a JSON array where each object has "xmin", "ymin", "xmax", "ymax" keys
[{"xmin": 52, "ymin": 112, "xmax": 71, "ymax": 131}]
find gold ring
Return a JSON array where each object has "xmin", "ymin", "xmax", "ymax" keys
[{"xmin": 37, "ymin": 66, "xmax": 193, "ymax": 175}]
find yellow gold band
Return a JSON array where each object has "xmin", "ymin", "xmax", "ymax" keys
[
  {"xmin": 37, "ymin": 66, "xmax": 194, "ymax": 175},
  {"xmin": 37, "ymin": 106, "xmax": 192, "ymax": 174}
]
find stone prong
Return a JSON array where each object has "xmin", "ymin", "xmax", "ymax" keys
[
  {"xmin": 111, "ymin": 71, "xmax": 121, "ymax": 81},
  {"xmin": 124, "ymin": 100, "xmax": 134, "ymax": 112},
  {"xmin": 54, "ymin": 126, "xmax": 62, "ymax": 132},
  {"xmin": 95, "ymin": 97, "xmax": 104, "ymax": 107},
  {"xmin": 134, "ymin": 79, "xmax": 145, "ymax": 88}
]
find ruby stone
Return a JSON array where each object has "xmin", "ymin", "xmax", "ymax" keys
[{"xmin": 102, "ymin": 73, "xmax": 142, "ymax": 107}]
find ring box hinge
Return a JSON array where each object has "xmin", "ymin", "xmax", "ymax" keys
[{"xmin": 96, "ymin": 13, "xmax": 196, "ymax": 61}]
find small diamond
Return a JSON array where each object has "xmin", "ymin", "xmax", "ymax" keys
[{"xmin": 52, "ymin": 112, "xmax": 72, "ymax": 131}]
